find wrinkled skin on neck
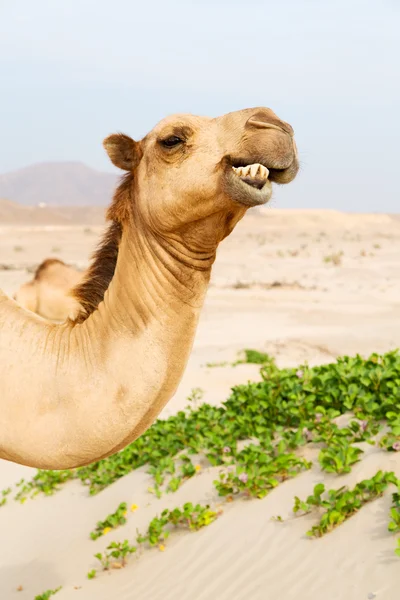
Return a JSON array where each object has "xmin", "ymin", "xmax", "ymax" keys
[{"xmin": 0, "ymin": 106, "xmax": 298, "ymax": 469}]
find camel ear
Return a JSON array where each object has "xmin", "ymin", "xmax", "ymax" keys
[{"xmin": 103, "ymin": 133, "xmax": 141, "ymax": 171}]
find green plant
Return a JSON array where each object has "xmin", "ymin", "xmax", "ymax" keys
[
  {"xmin": 388, "ymin": 490, "xmax": 400, "ymax": 534},
  {"xmin": 379, "ymin": 412, "xmax": 400, "ymax": 451},
  {"xmin": 165, "ymin": 454, "xmax": 198, "ymax": 494},
  {"xmin": 294, "ymin": 471, "xmax": 399, "ymax": 538},
  {"xmin": 0, "ymin": 487, "xmax": 11, "ymax": 507},
  {"xmin": 14, "ymin": 470, "xmax": 74, "ymax": 503},
  {"xmin": 205, "ymin": 348, "xmax": 274, "ymax": 369},
  {"xmin": 34, "ymin": 587, "xmax": 62, "ymax": 600},
  {"xmin": 137, "ymin": 502, "xmax": 219, "ymax": 546},
  {"xmin": 94, "ymin": 540, "xmax": 137, "ymax": 570},
  {"xmin": 90, "ymin": 502, "xmax": 128, "ymax": 540},
  {"xmin": 293, "ymin": 483, "xmax": 325, "ymax": 514},
  {"xmin": 214, "ymin": 444, "xmax": 311, "ymax": 499},
  {"xmin": 233, "ymin": 348, "xmax": 275, "ymax": 366},
  {"xmin": 318, "ymin": 439, "xmax": 363, "ymax": 474},
  {"xmin": 186, "ymin": 387, "xmax": 204, "ymax": 404},
  {"xmin": 91, "ymin": 502, "xmax": 219, "ymax": 577}
]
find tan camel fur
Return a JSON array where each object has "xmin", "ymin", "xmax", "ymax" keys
[
  {"xmin": 0, "ymin": 107, "xmax": 298, "ymax": 469},
  {"xmin": 13, "ymin": 259, "xmax": 83, "ymax": 322}
]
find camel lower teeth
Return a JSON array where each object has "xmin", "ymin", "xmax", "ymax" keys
[{"xmin": 232, "ymin": 163, "xmax": 269, "ymax": 180}]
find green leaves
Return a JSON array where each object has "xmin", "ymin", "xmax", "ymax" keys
[
  {"xmin": 214, "ymin": 445, "xmax": 311, "ymax": 499},
  {"xmin": 295, "ymin": 471, "xmax": 400, "ymax": 557},
  {"xmin": 14, "ymin": 470, "xmax": 74, "ymax": 503},
  {"xmin": 34, "ymin": 587, "xmax": 62, "ymax": 600},
  {"xmin": 90, "ymin": 502, "xmax": 219, "ymax": 577},
  {"xmin": 318, "ymin": 440, "xmax": 363, "ymax": 474},
  {"xmin": 233, "ymin": 349, "xmax": 276, "ymax": 366},
  {"xmin": 0, "ymin": 487, "xmax": 11, "ymax": 507},
  {"xmin": 293, "ymin": 483, "xmax": 326, "ymax": 514},
  {"xmin": 379, "ymin": 412, "xmax": 400, "ymax": 451},
  {"xmin": 139, "ymin": 502, "xmax": 219, "ymax": 547},
  {"xmin": 294, "ymin": 471, "xmax": 400, "ymax": 539},
  {"xmin": 388, "ymin": 491, "xmax": 400, "ymax": 534},
  {"xmin": 90, "ymin": 502, "xmax": 128, "ymax": 540},
  {"xmin": 93, "ymin": 540, "xmax": 137, "ymax": 571}
]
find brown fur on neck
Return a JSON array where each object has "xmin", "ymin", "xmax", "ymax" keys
[{"xmin": 71, "ymin": 173, "xmax": 133, "ymax": 323}]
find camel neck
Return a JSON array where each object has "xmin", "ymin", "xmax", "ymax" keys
[
  {"xmin": 91, "ymin": 217, "xmax": 213, "ymax": 336},
  {"xmin": 52, "ymin": 217, "xmax": 214, "ymax": 464},
  {"xmin": 0, "ymin": 217, "xmax": 215, "ymax": 469}
]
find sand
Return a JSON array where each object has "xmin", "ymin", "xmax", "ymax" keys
[{"xmin": 1, "ymin": 208, "xmax": 400, "ymax": 599}]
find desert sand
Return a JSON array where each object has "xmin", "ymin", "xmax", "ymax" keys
[{"xmin": 1, "ymin": 208, "xmax": 400, "ymax": 600}]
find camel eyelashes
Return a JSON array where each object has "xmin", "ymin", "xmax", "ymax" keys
[{"xmin": 159, "ymin": 135, "xmax": 184, "ymax": 148}]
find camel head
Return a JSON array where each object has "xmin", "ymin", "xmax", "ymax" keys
[{"xmin": 103, "ymin": 107, "xmax": 298, "ymax": 243}]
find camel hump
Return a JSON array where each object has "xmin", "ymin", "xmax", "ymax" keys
[{"xmin": 34, "ymin": 258, "xmax": 66, "ymax": 281}]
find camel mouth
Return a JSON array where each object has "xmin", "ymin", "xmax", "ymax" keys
[
  {"xmin": 223, "ymin": 159, "xmax": 273, "ymax": 207},
  {"xmin": 232, "ymin": 163, "xmax": 269, "ymax": 190}
]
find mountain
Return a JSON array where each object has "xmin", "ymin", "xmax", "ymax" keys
[{"xmin": 0, "ymin": 162, "xmax": 118, "ymax": 207}]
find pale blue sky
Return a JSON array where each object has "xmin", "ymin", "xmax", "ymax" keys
[{"xmin": 0, "ymin": 0, "xmax": 399, "ymax": 211}]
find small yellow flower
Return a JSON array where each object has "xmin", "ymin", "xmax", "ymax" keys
[
  {"xmin": 130, "ymin": 503, "xmax": 139, "ymax": 512},
  {"xmin": 195, "ymin": 465, "xmax": 201, "ymax": 472},
  {"xmin": 102, "ymin": 527, "xmax": 112, "ymax": 535},
  {"xmin": 158, "ymin": 544, "xmax": 166, "ymax": 552},
  {"xmin": 123, "ymin": 511, "xmax": 128, "ymax": 517}
]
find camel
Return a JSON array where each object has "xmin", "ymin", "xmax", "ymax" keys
[
  {"xmin": 13, "ymin": 258, "xmax": 84, "ymax": 322},
  {"xmin": 0, "ymin": 107, "xmax": 299, "ymax": 470}
]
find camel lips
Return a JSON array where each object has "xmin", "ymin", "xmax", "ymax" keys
[{"xmin": 232, "ymin": 163, "xmax": 269, "ymax": 181}]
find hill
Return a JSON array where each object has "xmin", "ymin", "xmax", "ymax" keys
[{"xmin": 0, "ymin": 162, "xmax": 118, "ymax": 207}]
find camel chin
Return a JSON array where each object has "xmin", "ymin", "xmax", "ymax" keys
[{"xmin": 224, "ymin": 162, "xmax": 273, "ymax": 207}]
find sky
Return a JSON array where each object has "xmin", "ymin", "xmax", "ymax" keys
[{"xmin": 0, "ymin": 0, "xmax": 399, "ymax": 212}]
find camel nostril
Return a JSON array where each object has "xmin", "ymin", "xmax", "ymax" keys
[
  {"xmin": 249, "ymin": 109, "xmax": 275, "ymax": 124},
  {"xmin": 247, "ymin": 110, "xmax": 294, "ymax": 137}
]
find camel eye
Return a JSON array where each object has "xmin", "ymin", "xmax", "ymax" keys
[{"xmin": 160, "ymin": 135, "xmax": 183, "ymax": 148}]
